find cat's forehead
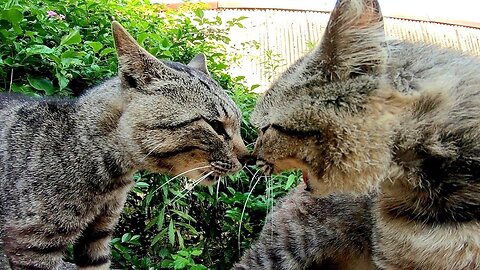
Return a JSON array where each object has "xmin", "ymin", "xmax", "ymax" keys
[
  {"xmin": 252, "ymin": 58, "xmax": 378, "ymax": 129},
  {"xmin": 153, "ymin": 61, "xmax": 241, "ymax": 121}
]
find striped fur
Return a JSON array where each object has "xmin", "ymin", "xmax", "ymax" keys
[
  {"xmin": 239, "ymin": 0, "xmax": 480, "ymax": 269},
  {"xmin": 0, "ymin": 22, "xmax": 248, "ymax": 269}
]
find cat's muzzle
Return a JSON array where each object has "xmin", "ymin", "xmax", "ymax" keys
[{"xmin": 256, "ymin": 159, "xmax": 273, "ymax": 176}]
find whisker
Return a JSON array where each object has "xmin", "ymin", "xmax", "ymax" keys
[
  {"xmin": 247, "ymin": 167, "xmax": 261, "ymax": 190},
  {"xmin": 265, "ymin": 175, "xmax": 270, "ymax": 224},
  {"xmin": 238, "ymin": 170, "xmax": 261, "ymax": 253},
  {"xmin": 245, "ymin": 141, "xmax": 256, "ymax": 148},
  {"xmin": 140, "ymin": 142, "xmax": 163, "ymax": 162},
  {"xmin": 216, "ymin": 176, "xmax": 222, "ymax": 201},
  {"xmin": 269, "ymin": 175, "xmax": 274, "ymax": 241},
  {"xmin": 154, "ymin": 165, "xmax": 211, "ymax": 194},
  {"xmin": 167, "ymin": 181, "xmax": 203, "ymax": 208},
  {"xmin": 171, "ymin": 171, "xmax": 214, "ymax": 205},
  {"xmin": 172, "ymin": 172, "xmax": 208, "ymax": 203}
]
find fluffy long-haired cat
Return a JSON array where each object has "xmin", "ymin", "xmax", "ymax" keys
[
  {"xmin": 0, "ymin": 22, "xmax": 249, "ymax": 269},
  {"xmin": 236, "ymin": 0, "xmax": 480, "ymax": 269}
]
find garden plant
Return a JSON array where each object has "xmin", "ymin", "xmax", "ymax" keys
[{"xmin": 0, "ymin": 0, "xmax": 301, "ymax": 269}]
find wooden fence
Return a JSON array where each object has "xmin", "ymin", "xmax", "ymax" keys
[{"xmin": 204, "ymin": 8, "xmax": 480, "ymax": 91}]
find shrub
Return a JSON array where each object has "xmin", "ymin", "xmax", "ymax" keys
[{"xmin": 0, "ymin": 0, "xmax": 300, "ymax": 268}]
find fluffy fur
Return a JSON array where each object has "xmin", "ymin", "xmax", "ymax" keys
[
  {"xmin": 0, "ymin": 22, "xmax": 248, "ymax": 269},
  {"xmin": 236, "ymin": 0, "xmax": 480, "ymax": 269}
]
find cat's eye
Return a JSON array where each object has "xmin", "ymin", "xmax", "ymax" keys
[{"xmin": 208, "ymin": 119, "xmax": 229, "ymax": 139}]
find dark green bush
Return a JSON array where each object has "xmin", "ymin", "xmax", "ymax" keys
[{"xmin": 0, "ymin": 0, "xmax": 300, "ymax": 268}]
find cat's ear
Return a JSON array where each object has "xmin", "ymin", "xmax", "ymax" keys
[
  {"xmin": 315, "ymin": 0, "xmax": 386, "ymax": 81},
  {"xmin": 188, "ymin": 53, "xmax": 209, "ymax": 74},
  {"xmin": 112, "ymin": 21, "xmax": 172, "ymax": 89}
]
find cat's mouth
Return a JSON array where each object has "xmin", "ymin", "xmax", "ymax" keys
[
  {"xmin": 302, "ymin": 170, "xmax": 311, "ymax": 192},
  {"xmin": 256, "ymin": 159, "xmax": 313, "ymax": 192},
  {"xmin": 189, "ymin": 160, "xmax": 238, "ymax": 185}
]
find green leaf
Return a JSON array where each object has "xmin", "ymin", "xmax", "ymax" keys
[
  {"xmin": 26, "ymin": 45, "xmax": 54, "ymax": 56},
  {"xmin": 4, "ymin": 8, "xmax": 23, "ymax": 24},
  {"xmin": 47, "ymin": 54, "xmax": 61, "ymax": 65},
  {"xmin": 27, "ymin": 76, "xmax": 55, "ymax": 95},
  {"xmin": 194, "ymin": 9, "xmax": 204, "ymax": 19},
  {"xmin": 121, "ymin": 233, "xmax": 131, "ymax": 243},
  {"xmin": 56, "ymin": 73, "xmax": 69, "ymax": 91},
  {"xmin": 173, "ymin": 257, "xmax": 188, "ymax": 269},
  {"xmin": 150, "ymin": 227, "xmax": 168, "ymax": 246},
  {"xmin": 168, "ymin": 220, "xmax": 175, "ymax": 246},
  {"xmin": 172, "ymin": 209, "xmax": 196, "ymax": 222},
  {"xmin": 145, "ymin": 191, "xmax": 154, "ymax": 208},
  {"xmin": 176, "ymin": 222, "xmax": 198, "ymax": 235},
  {"xmin": 145, "ymin": 216, "xmax": 158, "ymax": 231},
  {"xmin": 130, "ymin": 235, "xmax": 140, "ymax": 242},
  {"xmin": 135, "ymin": 181, "xmax": 149, "ymax": 188},
  {"xmin": 192, "ymin": 264, "xmax": 208, "ymax": 270},
  {"xmin": 176, "ymin": 231, "xmax": 184, "ymax": 249},
  {"xmin": 86, "ymin": 41, "xmax": 103, "ymax": 53},
  {"xmin": 227, "ymin": 187, "xmax": 236, "ymax": 195},
  {"xmin": 99, "ymin": 47, "xmax": 115, "ymax": 57},
  {"xmin": 190, "ymin": 249, "xmax": 202, "ymax": 256},
  {"xmin": 285, "ymin": 174, "xmax": 296, "ymax": 190},
  {"xmin": 137, "ymin": 33, "xmax": 149, "ymax": 46},
  {"xmin": 60, "ymin": 29, "xmax": 81, "ymax": 46},
  {"xmin": 250, "ymin": 84, "xmax": 261, "ymax": 91},
  {"xmin": 157, "ymin": 208, "xmax": 165, "ymax": 230},
  {"xmin": 178, "ymin": 250, "xmax": 189, "ymax": 257}
]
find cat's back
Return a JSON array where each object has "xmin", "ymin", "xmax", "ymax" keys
[
  {"xmin": 387, "ymin": 41, "xmax": 480, "ymax": 98},
  {"xmin": 387, "ymin": 41, "xmax": 480, "ymax": 145},
  {"xmin": 0, "ymin": 93, "xmax": 76, "ymax": 125},
  {"xmin": 0, "ymin": 93, "xmax": 77, "ymax": 177}
]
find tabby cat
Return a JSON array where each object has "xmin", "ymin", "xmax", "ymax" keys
[
  {"xmin": 0, "ymin": 22, "xmax": 249, "ymax": 270},
  {"xmin": 236, "ymin": 0, "xmax": 480, "ymax": 269}
]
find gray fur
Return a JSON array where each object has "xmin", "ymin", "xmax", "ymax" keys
[
  {"xmin": 0, "ymin": 22, "xmax": 248, "ymax": 269},
  {"xmin": 237, "ymin": 0, "xmax": 480, "ymax": 269}
]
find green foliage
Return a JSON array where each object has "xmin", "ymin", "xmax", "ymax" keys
[{"xmin": 0, "ymin": 0, "xmax": 300, "ymax": 268}]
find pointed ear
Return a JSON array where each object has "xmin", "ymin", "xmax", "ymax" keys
[
  {"xmin": 315, "ymin": 0, "xmax": 386, "ymax": 81},
  {"xmin": 112, "ymin": 21, "xmax": 171, "ymax": 89},
  {"xmin": 188, "ymin": 53, "xmax": 209, "ymax": 74}
]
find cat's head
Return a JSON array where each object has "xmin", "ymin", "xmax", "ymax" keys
[
  {"xmin": 251, "ymin": 0, "xmax": 410, "ymax": 196},
  {"xmin": 111, "ymin": 22, "xmax": 249, "ymax": 184}
]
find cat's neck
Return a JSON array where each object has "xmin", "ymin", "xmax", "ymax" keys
[{"xmin": 75, "ymin": 77, "xmax": 138, "ymax": 178}]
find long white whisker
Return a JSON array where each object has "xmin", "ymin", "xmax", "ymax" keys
[
  {"xmin": 140, "ymin": 142, "xmax": 163, "ymax": 162},
  {"xmin": 216, "ymin": 177, "xmax": 222, "ymax": 201},
  {"xmin": 265, "ymin": 175, "xmax": 270, "ymax": 223},
  {"xmin": 154, "ymin": 165, "xmax": 211, "ymax": 194},
  {"xmin": 269, "ymin": 176, "xmax": 274, "ymax": 241},
  {"xmin": 171, "ymin": 172, "xmax": 214, "ymax": 205},
  {"xmin": 238, "ymin": 170, "xmax": 261, "ymax": 253},
  {"xmin": 246, "ymin": 167, "xmax": 261, "ymax": 190},
  {"xmin": 245, "ymin": 141, "xmax": 256, "ymax": 148},
  {"xmin": 170, "ymin": 173, "xmax": 207, "ymax": 204}
]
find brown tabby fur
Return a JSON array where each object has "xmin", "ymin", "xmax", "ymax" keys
[
  {"xmin": 236, "ymin": 0, "xmax": 480, "ymax": 269},
  {"xmin": 0, "ymin": 22, "xmax": 248, "ymax": 269}
]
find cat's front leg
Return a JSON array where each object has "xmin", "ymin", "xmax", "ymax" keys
[
  {"xmin": 234, "ymin": 184, "xmax": 374, "ymax": 270},
  {"xmin": 73, "ymin": 185, "xmax": 130, "ymax": 270},
  {"xmin": 73, "ymin": 218, "xmax": 114, "ymax": 270},
  {"xmin": 2, "ymin": 223, "xmax": 72, "ymax": 270}
]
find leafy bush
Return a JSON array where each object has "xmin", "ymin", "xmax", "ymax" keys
[{"xmin": 0, "ymin": 0, "xmax": 300, "ymax": 269}]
